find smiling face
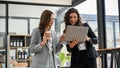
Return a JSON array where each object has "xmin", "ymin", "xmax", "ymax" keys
[
  {"xmin": 69, "ymin": 12, "xmax": 78, "ymax": 25},
  {"xmin": 64, "ymin": 8, "xmax": 83, "ymax": 33}
]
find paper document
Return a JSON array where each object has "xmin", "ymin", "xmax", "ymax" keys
[{"xmin": 64, "ymin": 25, "xmax": 88, "ymax": 42}]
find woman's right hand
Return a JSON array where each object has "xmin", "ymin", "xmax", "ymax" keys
[
  {"xmin": 68, "ymin": 39, "xmax": 79, "ymax": 48},
  {"xmin": 40, "ymin": 39, "xmax": 47, "ymax": 47},
  {"xmin": 59, "ymin": 33, "xmax": 65, "ymax": 43},
  {"xmin": 40, "ymin": 31, "xmax": 51, "ymax": 46},
  {"xmin": 44, "ymin": 31, "xmax": 51, "ymax": 40}
]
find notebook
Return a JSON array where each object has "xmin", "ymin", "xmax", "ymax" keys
[{"xmin": 64, "ymin": 25, "xmax": 88, "ymax": 42}]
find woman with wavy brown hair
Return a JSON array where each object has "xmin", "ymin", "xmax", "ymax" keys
[
  {"xmin": 29, "ymin": 10, "xmax": 64, "ymax": 68},
  {"xmin": 63, "ymin": 8, "xmax": 98, "ymax": 68}
]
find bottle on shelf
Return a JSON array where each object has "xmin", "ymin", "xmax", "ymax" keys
[
  {"xmin": 18, "ymin": 50, "xmax": 21, "ymax": 60},
  {"xmin": 25, "ymin": 50, "xmax": 27, "ymax": 59},
  {"xmin": 10, "ymin": 39, "xmax": 14, "ymax": 47},
  {"xmin": 17, "ymin": 39, "xmax": 20, "ymax": 47},
  {"xmin": 20, "ymin": 39, "xmax": 23, "ymax": 47},
  {"xmin": 22, "ymin": 51, "xmax": 24, "ymax": 59},
  {"xmin": 13, "ymin": 39, "xmax": 17, "ymax": 47}
]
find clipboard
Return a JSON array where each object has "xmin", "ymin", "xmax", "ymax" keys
[{"xmin": 64, "ymin": 25, "xmax": 88, "ymax": 42}]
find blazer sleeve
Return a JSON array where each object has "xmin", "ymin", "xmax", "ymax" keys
[
  {"xmin": 52, "ymin": 31, "xmax": 63, "ymax": 54},
  {"xmin": 84, "ymin": 23, "xmax": 99, "ymax": 45},
  {"xmin": 29, "ymin": 28, "xmax": 43, "ymax": 53}
]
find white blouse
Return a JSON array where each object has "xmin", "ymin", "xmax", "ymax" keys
[{"xmin": 78, "ymin": 42, "xmax": 86, "ymax": 51}]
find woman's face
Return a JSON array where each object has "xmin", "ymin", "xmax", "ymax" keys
[
  {"xmin": 69, "ymin": 12, "xmax": 78, "ymax": 25},
  {"xmin": 48, "ymin": 14, "xmax": 54, "ymax": 26}
]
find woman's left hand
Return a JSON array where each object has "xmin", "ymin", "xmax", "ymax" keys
[
  {"xmin": 68, "ymin": 39, "xmax": 79, "ymax": 48},
  {"xmin": 86, "ymin": 36, "xmax": 90, "ymax": 42},
  {"xmin": 59, "ymin": 34, "xmax": 65, "ymax": 43}
]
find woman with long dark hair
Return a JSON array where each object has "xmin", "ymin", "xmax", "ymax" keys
[{"xmin": 63, "ymin": 8, "xmax": 98, "ymax": 68}]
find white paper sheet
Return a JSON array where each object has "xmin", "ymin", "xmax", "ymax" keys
[{"xmin": 64, "ymin": 25, "xmax": 88, "ymax": 42}]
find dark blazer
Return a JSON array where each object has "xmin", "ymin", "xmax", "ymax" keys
[
  {"xmin": 66, "ymin": 23, "xmax": 98, "ymax": 52},
  {"xmin": 66, "ymin": 23, "xmax": 98, "ymax": 68}
]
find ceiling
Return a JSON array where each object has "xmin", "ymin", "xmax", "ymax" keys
[
  {"xmin": 72, "ymin": 0, "xmax": 86, "ymax": 7},
  {"xmin": 0, "ymin": 0, "xmax": 86, "ymax": 7}
]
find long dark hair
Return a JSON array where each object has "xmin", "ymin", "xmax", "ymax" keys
[
  {"xmin": 64, "ymin": 8, "xmax": 83, "ymax": 33},
  {"xmin": 39, "ymin": 10, "xmax": 53, "ymax": 34}
]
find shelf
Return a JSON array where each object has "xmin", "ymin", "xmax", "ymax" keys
[
  {"xmin": 10, "ymin": 47, "xmax": 29, "ymax": 49},
  {"xmin": 0, "ymin": 47, "xmax": 5, "ymax": 50},
  {"xmin": 8, "ymin": 34, "xmax": 31, "ymax": 67}
]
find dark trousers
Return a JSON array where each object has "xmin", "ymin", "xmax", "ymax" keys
[{"xmin": 70, "ymin": 50, "xmax": 97, "ymax": 68}]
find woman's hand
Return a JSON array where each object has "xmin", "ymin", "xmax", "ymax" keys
[
  {"xmin": 68, "ymin": 39, "xmax": 79, "ymax": 48},
  {"xmin": 86, "ymin": 36, "xmax": 90, "ymax": 42},
  {"xmin": 59, "ymin": 34, "xmax": 65, "ymax": 43},
  {"xmin": 40, "ymin": 39, "xmax": 47, "ymax": 47},
  {"xmin": 44, "ymin": 31, "xmax": 51, "ymax": 40},
  {"xmin": 40, "ymin": 31, "xmax": 51, "ymax": 46}
]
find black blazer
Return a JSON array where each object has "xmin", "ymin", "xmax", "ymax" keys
[{"xmin": 66, "ymin": 23, "xmax": 98, "ymax": 52}]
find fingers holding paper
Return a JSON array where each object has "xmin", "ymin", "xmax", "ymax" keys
[
  {"xmin": 59, "ymin": 33, "xmax": 65, "ymax": 43},
  {"xmin": 69, "ymin": 39, "xmax": 79, "ymax": 48},
  {"xmin": 85, "ymin": 36, "xmax": 90, "ymax": 42}
]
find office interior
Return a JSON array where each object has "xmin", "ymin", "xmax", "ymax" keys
[{"xmin": 0, "ymin": 0, "xmax": 120, "ymax": 68}]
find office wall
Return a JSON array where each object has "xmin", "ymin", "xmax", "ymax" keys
[{"xmin": 0, "ymin": 4, "xmax": 58, "ymax": 35}]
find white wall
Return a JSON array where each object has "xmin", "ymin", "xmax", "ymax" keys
[
  {"xmin": 9, "ymin": 4, "xmax": 58, "ymax": 17},
  {"xmin": 0, "ymin": 4, "xmax": 59, "ymax": 35}
]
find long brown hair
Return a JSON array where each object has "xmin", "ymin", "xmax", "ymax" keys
[
  {"xmin": 64, "ymin": 8, "xmax": 83, "ymax": 33},
  {"xmin": 39, "ymin": 10, "xmax": 53, "ymax": 34}
]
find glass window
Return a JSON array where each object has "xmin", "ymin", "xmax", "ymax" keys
[
  {"xmin": 106, "ymin": 22, "xmax": 114, "ymax": 48},
  {"xmin": 105, "ymin": 0, "xmax": 119, "ymax": 68},
  {"xmin": 115, "ymin": 22, "xmax": 120, "ymax": 47},
  {"xmin": 105, "ymin": 0, "xmax": 119, "ymax": 48},
  {"xmin": 0, "ymin": 4, "xmax": 6, "ymax": 68}
]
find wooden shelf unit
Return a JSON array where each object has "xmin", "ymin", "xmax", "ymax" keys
[{"xmin": 7, "ymin": 34, "xmax": 31, "ymax": 67}]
